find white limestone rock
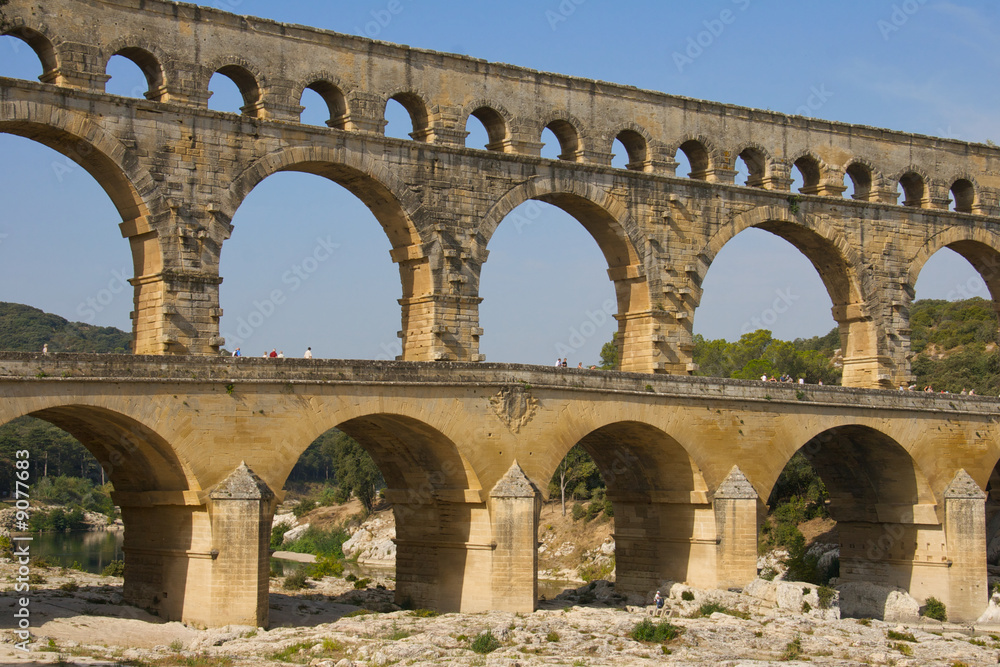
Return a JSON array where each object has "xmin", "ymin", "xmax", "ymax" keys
[
  {"xmin": 341, "ymin": 511, "xmax": 396, "ymax": 564},
  {"xmin": 282, "ymin": 522, "xmax": 310, "ymax": 543},
  {"xmin": 837, "ymin": 582, "xmax": 920, "ymax": 622}
]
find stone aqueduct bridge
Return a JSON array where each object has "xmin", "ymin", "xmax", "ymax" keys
[
  {"xmin": 1, "ymin": 354, "xmax": 999, "ymax": 627},
  {"xmin": 3, "ymin": 0, "xmax": 1000, "ymax": 629},
  {"xmin": 5, "ymin": 0, "xmax": 1000, "ymax": 387}
]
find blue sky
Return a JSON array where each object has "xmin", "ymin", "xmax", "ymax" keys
[{"xmin": 1, "ymin": 0, "xmax": 998, "ymax": 364}]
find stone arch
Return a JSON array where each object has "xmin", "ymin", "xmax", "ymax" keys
[
  {"xmin": 0, "ymin": 103, "xmax": 167, "ymax": 353},
  {"xmin": 275, "ymin": 412, "xmax": 480, "ymax": 497},
  {"xmin": 295, "ymin": 72, "xmax": 350, "ymax": 129},
  {"xmin": 762, "ymin": 424, "xmax": 936, "ymax": 513},
  {"xmin": 702, "ymin": 205, "xmax": 884, "ymax": 386},
  {"xmin": 203, "ymin": 56, "xmax": 266, "ymax": 116},
  {"xmin": 894, "ymin": 166, "xmax": 931, "ymax": 208},
  {"xmin": 275, "ymin": 411, "xmax": 483, "ymax": 611},
  {"xmin": 732, "ymin": 142, "xmax": 772, "ymax": 187},
  {"xmin": 907, "ymin": 227, "xmax": 1000, "ymax": 312},
  {"xmin": 844, "ymin": 158, "xmax": 878, "ymax": 201},
  {"xmin": 475, "ymin": 178, "xmax": 655, "ymax": 371},
  {"xmin": 536, "ymin": 111, "xmax": 588, "ymax": 162},
  {"xmin": 384, "ymin": 90, "xmax": 432, "ymax": 141},
  {"xmin": 101, "ymin": 37, "xmax": 168, "ymax": 101},
  {"xmin": 0, "ymin": 401, "xmax": 195, "ymax": 493},
  {"xmin": 1, "ymin": 20, "xmax": 60, "ymax": 83},
  {"xmin": 949, "ymin": 175, "xmax": 979, "ymax": 214},
  {"xmin": 790, "ymin": 151, "xmax": 824, "ymax": 194},
  {"xmin": 764, "ymin": 425, "xmax": 940, "ymax": 604},
  {"xmin": 608, "ymin": 122, "xmax": 652, "ymax": 171},
  {"xmin": 225, "ymin": 145, "xmax": 424, "ymax": 250},
  {"xmin": 674, "ymin": 135, "xmax": 715, "ymax": 180},
  {"xmin": 476, "ymin": 178, "xmax": 643, "ymax": 271},
  {"xmin": 461, "ymin": 99, "xmax": 514, "ymax": 151}
]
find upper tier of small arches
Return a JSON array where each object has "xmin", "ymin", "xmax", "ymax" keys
[{"xmin": 1, "ymin": 12, "xmax": 995, "ymax": 215}]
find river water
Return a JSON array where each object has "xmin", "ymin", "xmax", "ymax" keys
[
  {"xmin": 30, "ymin": 530, "xmax": 124, "ymax": 574},
  {"xmin": 36, "ymin": 531, "xmax": 580, "ymax": 599}
]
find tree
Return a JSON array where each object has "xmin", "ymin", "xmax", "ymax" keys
[
  {"xmin": 549, "ymin": 445, "xmax": 599, "ymax": 516},
  {"xmin": 599, "ymin": 336, "xmax": 619, "ymax": 370},
  {"xmin": 324, "ymin": 430, "xmax": 384, "ymax": 514}
]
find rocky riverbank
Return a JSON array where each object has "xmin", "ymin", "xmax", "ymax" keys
[{"xmin": 2, "ymin": 558, "xmax": 1000, "ymax": 666}]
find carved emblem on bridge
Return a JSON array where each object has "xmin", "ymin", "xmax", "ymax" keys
[{"xmin": 490, "ymin": 385, "xmax": 538, "ymax": 433}]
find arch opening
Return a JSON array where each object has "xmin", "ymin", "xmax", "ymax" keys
[
  {"xmin": 677, "ymin": 140, "xmax": 709, "ymax": 179},
  {"xmin": 761, "ymin": 426, "xmax": 935, "ymax": 606},
  {"xmin": 478, "ymin": 199, "xmax": 619, "ymax": 366},
  {"xmin": 951, "ymin": 179, "xmax": 976, "ymax": 214},
  {"xmin": 612, "ymin": 130, "xmax": 647, "ymax": 171},
  {"xmin": 465, "ymin": 106, "xmax": 508, "ymax": 152},
  {"xmin": 0, "ymin": 127, "xmax": 155, "ymax": 342},
  {"xmin": 792, "ymin": 155, "xmax": 821, "ymax": 195},
  {"xmin": 899, "ymin": 172, "xmax": 926, "ymax": 208},
  {"xmin": 541, "ymin": 421, "xmax": 710, "ymax": 600},
  {"xmin": 300, "ymin": 81, "xmax": 347, "ymax": 129},
  {"xmin": 695, "ymin": 224, "xmax": 850, "ymax": 383},
  {"xmin": 220, "ymin": 169, "xmax": 419, "ymax": 359},
  {"xmin": 478, "ymin": 189, "xmax": 647, "ymax": 369},
  {"xmin": 384, "ymin": 93, "xmax": 430, "ymax": 142},
  {"xmin": 844, "ymin": 163, "xmax": 873, "ymax": 201},
  {"xmin": 910, "ymin": 242, "xmax": 999, "ymax": 393},
  {"xmin": 106, "ymin": 48, "xmax": 164, "ymax": 101},
  {"xmin": 736, "ymin": 148, "xmax": 767, "ymax": 188},
  {"xmin": 0, "ymin": 27, "xmax": 58, "ymax": 82},
  {"xmin": 273, "ymin": 413, "xmax": 481, "ymax": 611},
  {"xmin": 208, "ymin": 65, "xmax": 260, "ymax": 116},
  {"xmin": 541, "ymin": 119, "xmax": 580, "ymax": 162}
]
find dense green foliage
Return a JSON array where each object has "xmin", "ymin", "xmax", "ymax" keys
[
  {"xmin": 0, "ymin": 302, "xmax": 131, "ymax": 353},
  {"xmin": 33, "ymin": 475, "xmax": 115, "ymax": 516},
  {"xmin": 278, "ymin": 525, "xmax": 351, "ymax": 560},
  {"xmin": 922, "ymin": 596, "xmax": 947, "ymax": 621},
  {"xmin": 693, "ymin": 329, "xmax": 842, "ymax": 384},
  {"xmin": 548, "ymin": 444, "xmax": 600, "ymax": 514},
  {"xmin": 28, "ymin": 507, "xmax": 86, "ymax": 532},
  {"xmin": 629, "ymin": 618, "xmax": 682, "ymax": 643},
  {"xmin": 287, "ymin": 430, "xmax": 384, "ymax": 512},
  {"xmin": 0, "ymin": 418, "xmax": 108, "ymax": 497},
  {"xmin": 599, "ymin": 337, "xmax": 619, "ymax": 370}
]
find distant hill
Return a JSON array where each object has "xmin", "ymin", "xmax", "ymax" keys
[{"xmin": 0, "ymin": 302, "xmax": 131, "ymax": 353}]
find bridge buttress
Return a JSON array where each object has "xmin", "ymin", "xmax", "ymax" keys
[
  {"xmin": 713, "ymin": 466, "xmax": 760, "ymax": 589},
  {"xmin": 942, "ymin": 470, "xmax": 988, "ymax": 623},
  {"xmin": 488, "ymin": 461, "xmax": 541, "ymax": 612}
]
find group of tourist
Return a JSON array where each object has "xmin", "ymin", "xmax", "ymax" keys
[
  {"xmin": 900, "ymin": 384, "xmax": 976, "ymax": 395},
  {"xmin": 760, "ymin": 374, "xmax": 810, "ymax": 385},
  {"xmin": 555, "ymin": 358, "xmax": 598, "ymax": 369},
  {"xmin": 230, "ymin": 346, "xmax": 313, "ymax": 359}
]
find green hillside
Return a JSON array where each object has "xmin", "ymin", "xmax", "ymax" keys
[{"xmin": 0, "ymin": 302, "xmax": 131, "ymax": 353}]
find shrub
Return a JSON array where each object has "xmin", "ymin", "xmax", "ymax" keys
[
  {"xmin": 292, "ymin": 500, "xmax": 316, "ymax": 519},
  {"xmin": 571, "ymin": 503, "xmax": 586, "ymax": 522},
  {"xmin": 887, "ymin": 630, "xmax": 917, "ymax": 642},
  {"xmin": 408, "ymin": 609, "xmax": 439, "ymax": 618},
  {"xmin": 470, "ymin": 630, "xmax": 501, "ymax": 654},
  {"xmin": 578, "ymin": 557, "xmax": 614, "ymax": 583},
  {"xmin": 282, "ymin": 525, "xmax": 351, "ymax": 559},
  {"xmin": 269, "ymin": 523, "xmax": 291, "ymax": 550},
  {"xmin": 681, "ymin": 590, "xmax": 695, "ymax": 602},
  {"xmin": 817, "ymin": 585, "xmax": 835, "ymax": 609},
  {"xmin": 584, "ymin": 502, "xmax": 603, "ymax": 522},
  {"xmin": 759, "ymin": 566, "xmax": 777, "ymax": 581},
  {"xmin": 353, "ymin": 577, "xmax": 372, "ymax": 590},
  {"xmin": 801, "ymin": 600, "xmax": 811, "ymax": 613},
  {"xmin": 545, "ymin": 630, "xmax": 560, "ymax": 642},
  {"xmin": 344, "ymin": 609, "xmax": 373, "ymax": 618},
  {"xmin": 923, "ymin": 596, "xmax": 947, "ymax": 621},
  {"xmin": 283, "ymin": 569, "xmax": 308, "ymax": 590},
  {"xmin": 59, "ymin": 581, "xmax": 79, "ymax": 592},
  {"xmin": 894, "ymin": 642, "xmax": 914, "ymax": 656},
  {"xmin": 692, "ymin": 602, "xmax": 750, "ymax": 620},
  {"xmin": 308, "ymin": 555, "xmax": 344, "ymax": 579},
  {"xmin": 101, "ymin": 560, "xmax": 124, "ymax": 577},
  {"xmin": 780, "ymin": 635, "xmax": 802, "ymax": 660},
  {"xmin": 629, "ymin": 618, "xmax": 681, "ymax": 643}
]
